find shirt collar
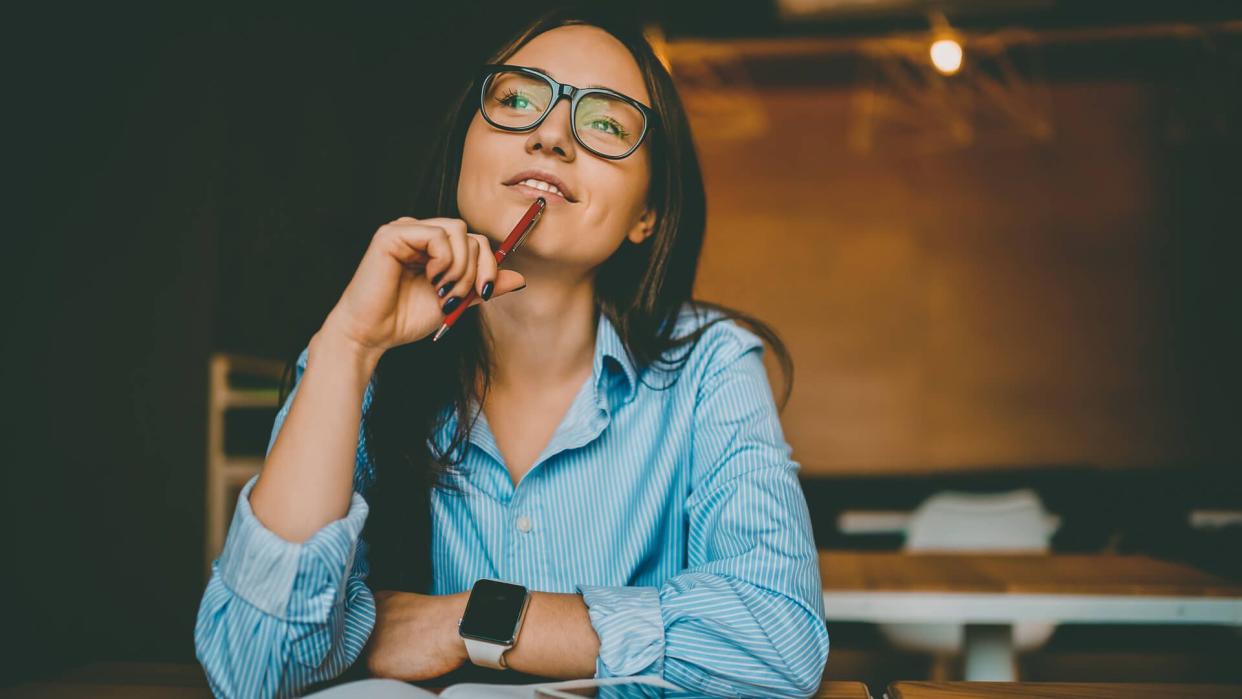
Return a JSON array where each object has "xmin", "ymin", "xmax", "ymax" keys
[
  {"xmin": 592, "ymin": 309, "xmax": 639, "ymax": 408},
  {"xmin": 429, "ymin": 310, "xmax": 640, "ymax": 468},
  {"xmin": 434, "ymin": 310, "xmax": 639, "ymax": 446}
]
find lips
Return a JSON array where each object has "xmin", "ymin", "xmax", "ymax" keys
[{"xmin": 502, "ymin": 169, "xmax": 578, "ymax": 203}]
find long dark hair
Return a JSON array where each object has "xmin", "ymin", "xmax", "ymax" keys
[{"xmin": 283, "ymin": 9, "xmax": 793, "ymax": 593}]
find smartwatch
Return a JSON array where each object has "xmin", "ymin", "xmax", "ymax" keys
[{"xmin": 457, "ymin": 578, "xmax": 531, "ymax": 670}]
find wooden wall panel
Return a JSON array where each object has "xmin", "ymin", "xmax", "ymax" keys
[{"xmin": 688, "ymin": 82, "xmax": 1188, "ymax": 474}]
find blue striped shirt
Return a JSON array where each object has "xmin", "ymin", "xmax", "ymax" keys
[{"xmin": 194, "ymin": 305, "xmax": 829, "ymax": 698}]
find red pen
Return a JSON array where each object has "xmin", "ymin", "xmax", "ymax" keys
[{"xmin": 432, "ymin": 197, "xmax": 546, "ymax": 342}]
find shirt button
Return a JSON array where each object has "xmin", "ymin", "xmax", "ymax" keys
[{"xmin": 515, "ymin": 515, "xmax": 533, "ymax": 533}]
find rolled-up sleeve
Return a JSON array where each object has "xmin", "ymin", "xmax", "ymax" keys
[
  {"xmin": 194, "ymin": 347, "xmax": 378, "ymax": 698},
  {"xmin": 578, "ymin": 335, "xmax": 829, "ymax": 698}
]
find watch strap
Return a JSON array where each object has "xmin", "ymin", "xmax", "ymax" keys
[
  {"xmin": 464, "ymin": 637, "xmax": 511, "ymax": 670},
  {"xmin": 460, "ymin": 584, "xmax": 531, "ymax": 670}
]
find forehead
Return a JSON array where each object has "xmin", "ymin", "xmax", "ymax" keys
[{"xmin": 507, "ymin": 25, "xmax": 651, "ymax": 105}]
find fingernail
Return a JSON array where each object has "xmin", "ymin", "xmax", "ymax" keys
[
  {"xmin": 442, "ymin": 296, "xmax": 462, "ymax": 314},
  {"xmin": 481, "ymin": 281, "xmax": 494, "ymax": 300},
  {"xmin": 514, "ymin": 283, "xmax": 527, "ymax": 292},
  {"xmin": 438, "ymin": 283, "xmax": 453, "ymax": 298},
  {"xmin": 432, "ymin": 271, "xmax": 445, "ymax": 285}
]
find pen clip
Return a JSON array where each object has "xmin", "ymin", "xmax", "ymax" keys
[{"xmin": 510, "ymin": 199, "xmax": 546, "ymax": 253}]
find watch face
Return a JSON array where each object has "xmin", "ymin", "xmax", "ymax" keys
[{"xmin": 459, "ymin": 579, "xmax": 528, "ymax": 644}]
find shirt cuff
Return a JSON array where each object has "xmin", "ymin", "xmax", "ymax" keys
[
  {"xmin": 575, "ymin": 584, "xmax": 665, "ymax": 678},
  {"xmin": 218, "ymin": 475, "xmax": 369, "ymax": 620}
]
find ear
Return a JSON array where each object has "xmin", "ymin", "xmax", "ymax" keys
[{"xmin": 626, "ymin": 207, "xmax": 657, "ymax": 245}]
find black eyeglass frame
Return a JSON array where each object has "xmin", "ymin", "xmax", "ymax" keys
[{"xmin": 476, "ymin": 63, "xmax": 657, "ymax": 160}]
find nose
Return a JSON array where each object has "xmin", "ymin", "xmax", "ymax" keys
[{"xmin": 524, "ymin": 98, "xmax": 576, "ymax": 162}]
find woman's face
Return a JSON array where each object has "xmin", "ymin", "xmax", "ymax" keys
[{"xmin": 457, "ymin": 25, "xmax": 656, "ymax": 274}]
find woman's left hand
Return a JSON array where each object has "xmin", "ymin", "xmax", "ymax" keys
[{"xmin": 365, "ymin": 590, "xmax": 469, "ymax": 681}]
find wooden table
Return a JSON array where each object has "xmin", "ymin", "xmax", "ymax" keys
[
  {"xmin": 817, "ymin": 681, "xmax": 873, "ymax": 698},
  {"xmin": 821, "ymin": 551, "xmax": 1242, "ymax": 681},
  {"xmin": 0, "ymin": 663, "xmax": 870, "ymax": 698},
  {"xmin": 887, "ymin": 682, "xmax": 1242, "ymax": 698},
  {"xmin": 1, "ymin": 662, "xmax": 212, "ymax": 698}
]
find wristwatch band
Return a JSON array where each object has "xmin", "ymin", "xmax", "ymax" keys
[
  {"xmin": 464, "ymin": 637, "xmax": 511, "ymax": 670},
  {"xmin": 459, "ymin": 584, "xmax": 531, "ymax": 670}
]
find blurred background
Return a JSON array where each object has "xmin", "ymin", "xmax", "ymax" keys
[{"xmin": 5, "ymin": 1, "xmax": 1241, "ymax": 694}]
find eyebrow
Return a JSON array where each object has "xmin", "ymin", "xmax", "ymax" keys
[{"xmin": 527, "ymin": 65, "xmax": 614, "ymax": 91}]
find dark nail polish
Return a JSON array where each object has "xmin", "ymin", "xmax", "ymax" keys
[
  {"xmin": 438, "ymin": 283, "xmax": 453, "ymax": 298},
  {"xmin": 481, "ymin": 281, "xmax": 494, "ymax": 300},
  {"xmin": 442, "ymin": 296, "xmax": 461, "ymax": 314},
  {"xmin": 432, "ymin": 271, "xmax": 445, "ymax": 285}
]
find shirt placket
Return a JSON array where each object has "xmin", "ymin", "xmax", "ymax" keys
[{"xmin": 503, "ymin": 375, "xmax": 614, "ymax": 587}]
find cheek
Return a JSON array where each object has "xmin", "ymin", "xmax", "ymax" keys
[
  {"xmin": 459, "ymin": 118, "xmax": 490, "ymax": 188},
  {"xmin": 583, "ymin": 159, "xmax": 651, "ymax": 233},
  {"xmin": 457, "ymin": 117, "xmax": 498, "ymax": 224}
]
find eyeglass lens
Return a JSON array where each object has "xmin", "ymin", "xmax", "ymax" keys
[{"xmin": 482, "ymin": 70, "xmax": 645, "ymax": 158}]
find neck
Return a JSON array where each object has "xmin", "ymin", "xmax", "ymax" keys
[{"xmin": 479, "ymin": 273, "xmax": 598, "ymax": 391}]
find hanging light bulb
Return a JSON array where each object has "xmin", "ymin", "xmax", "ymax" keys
[
  {"xmin": 926, "ymin": 11, "xmax": 964, "ymax": 76},
  {"xmin": 930, "ymin": 37, "xmax": 964, "ymax": 75}
]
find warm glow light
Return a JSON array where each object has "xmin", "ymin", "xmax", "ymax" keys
[
  {"xmin": 929, "ymin": 38, "xmax": 963, "ymax": 75},
  {"xmin": 644, "ymin": 24, "xmax": 673, "ymax": 75}
]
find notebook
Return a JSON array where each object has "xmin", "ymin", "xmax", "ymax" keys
[{"xmin": 304, "ymin": 675, "xmax": 685, "ymax": 698}]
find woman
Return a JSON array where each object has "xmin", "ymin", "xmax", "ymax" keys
[{"xmin": 195, "ymin": 9, "xmax": 829, "ymax": 698}]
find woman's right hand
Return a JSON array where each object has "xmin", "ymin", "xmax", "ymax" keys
[{"xmin": 319, "ymin": 216, "xmax": 527, "ymax": 357}]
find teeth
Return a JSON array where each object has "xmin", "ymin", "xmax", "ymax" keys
[{"xmin": 519, "ymin": 178, "xmax": 564, "ymax": 198}]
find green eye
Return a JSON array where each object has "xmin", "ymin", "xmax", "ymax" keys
[
  {"xmin": 498, "ymin": 89, "xmax": 534, "ymax": 110},
  {"xmin": 587, "ymin": 117, "xmax": 628, "ymax": 139}
]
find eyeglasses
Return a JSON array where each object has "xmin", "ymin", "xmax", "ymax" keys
[{"xmin": 477, "ymin": 64, "xmax": 656, "ymax": 160}]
